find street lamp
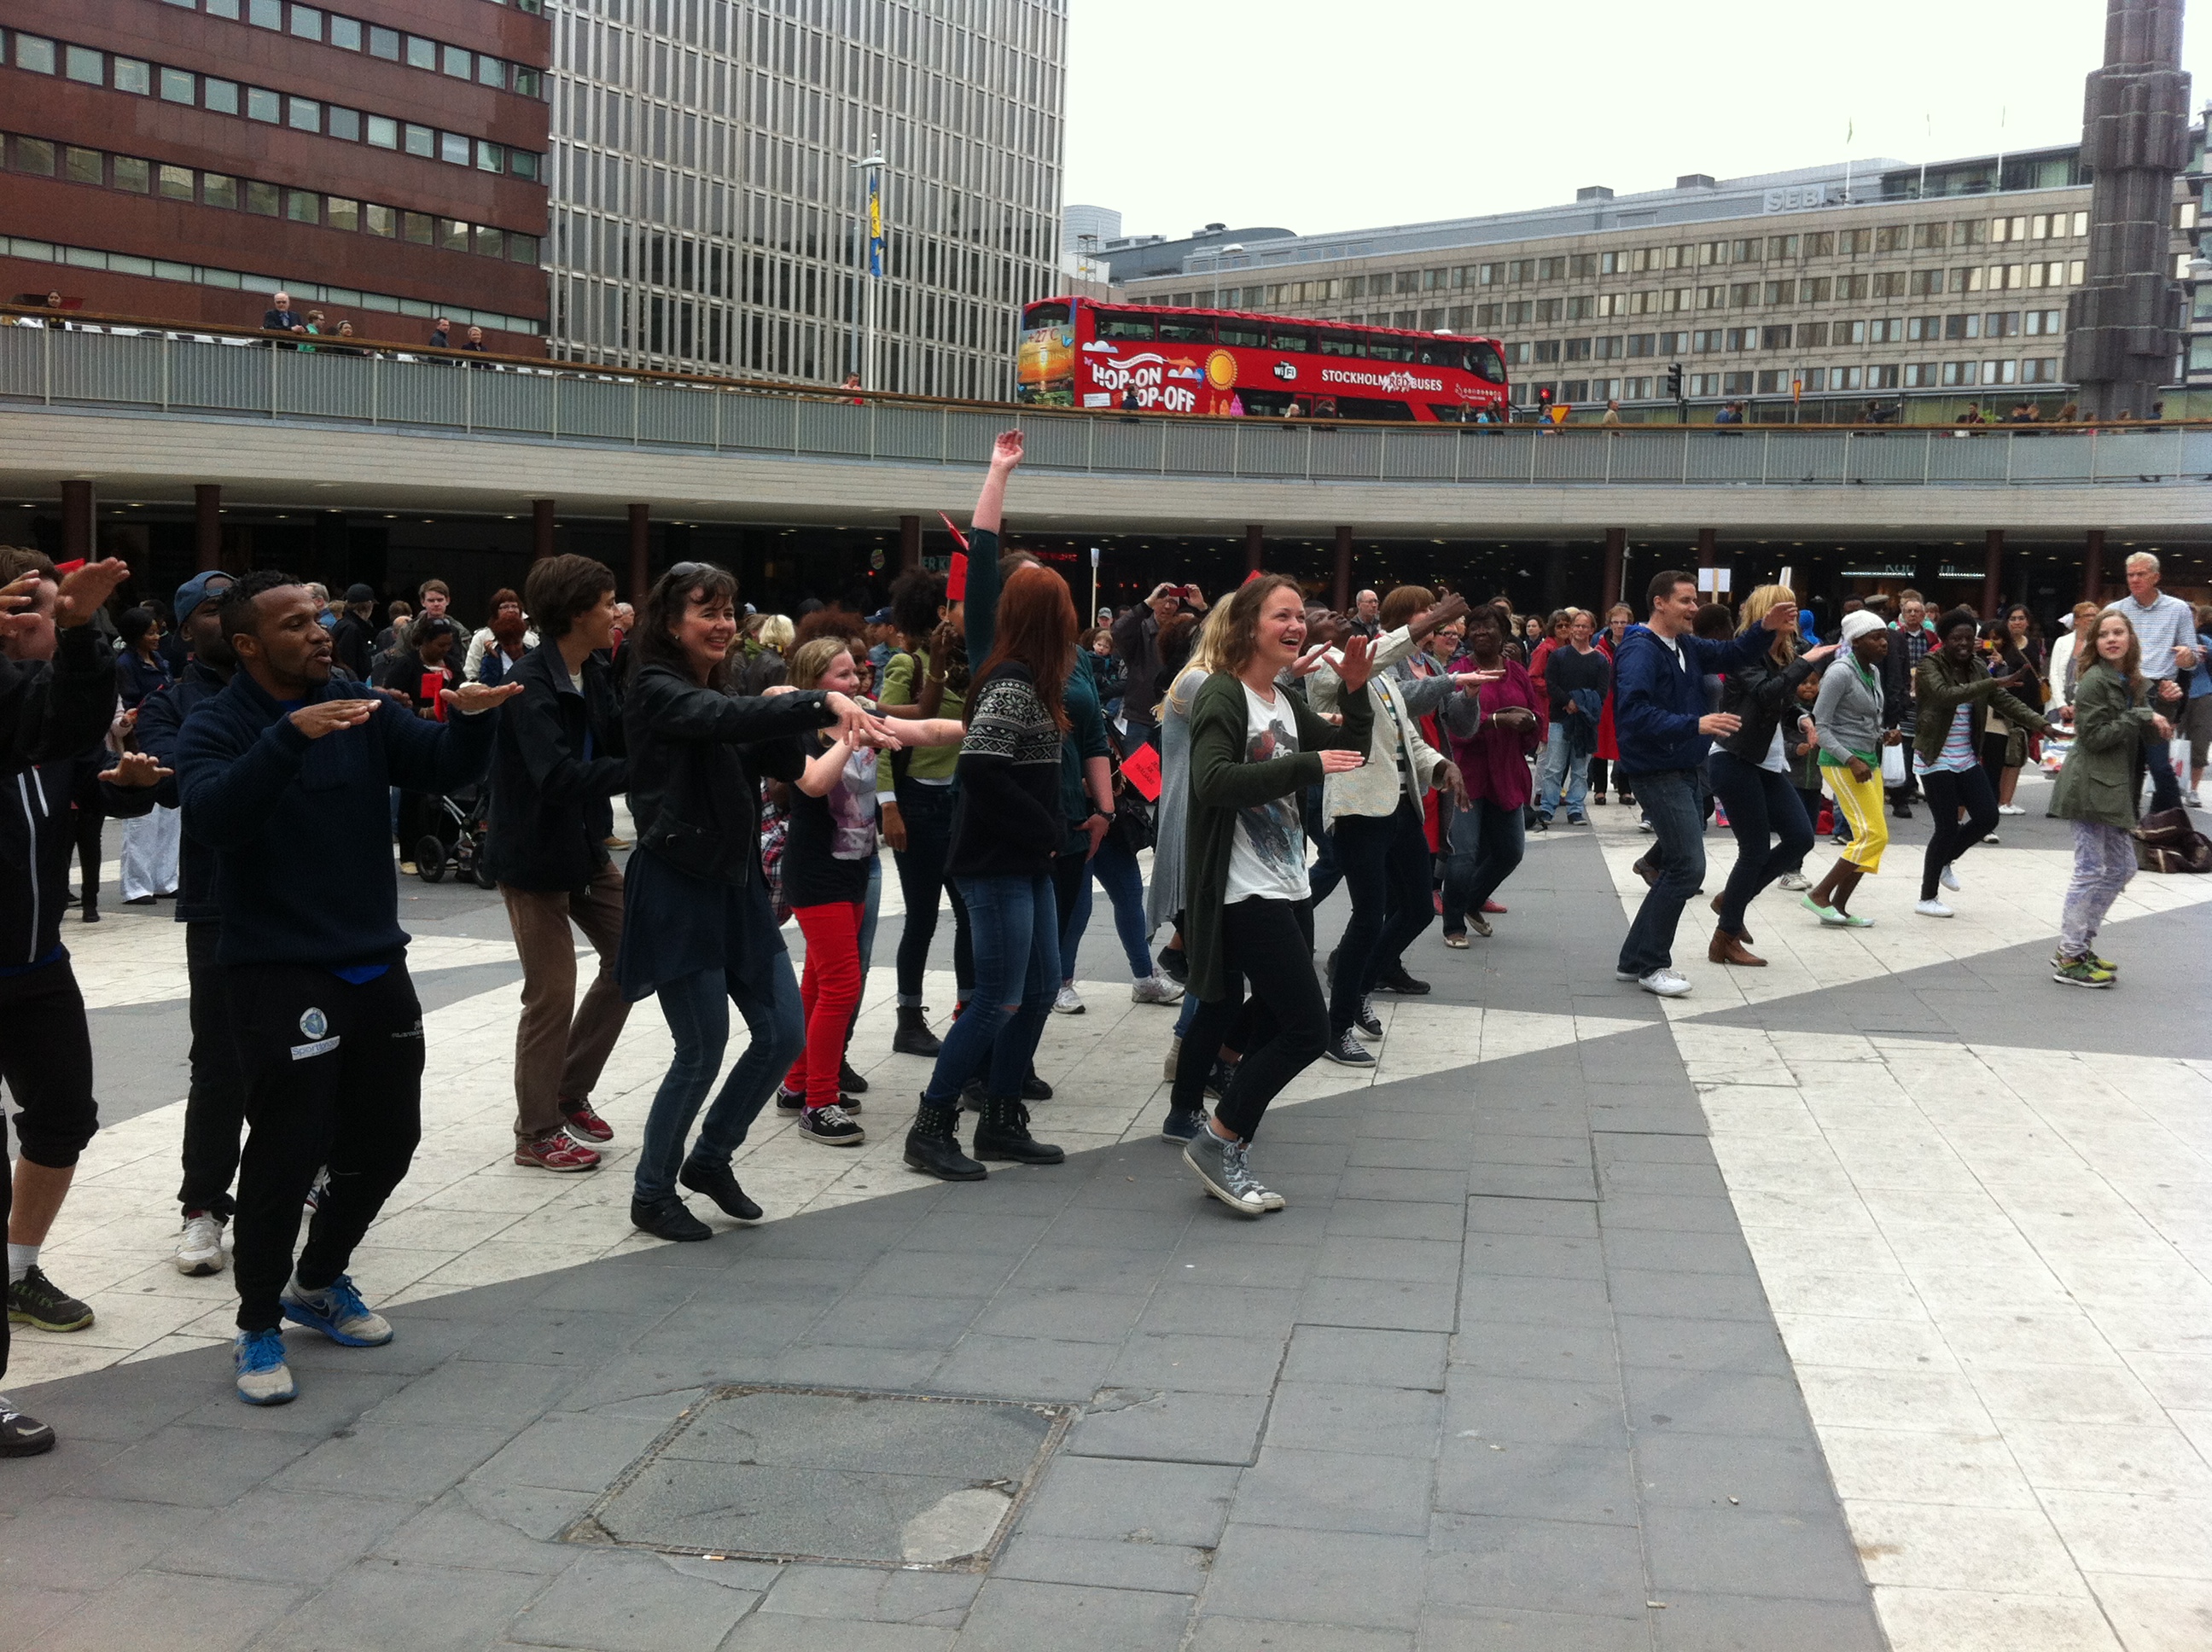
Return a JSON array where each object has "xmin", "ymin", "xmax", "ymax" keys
[{"xmin": 850, "ymin": 137, "xmax": 886, "ymax": 390}]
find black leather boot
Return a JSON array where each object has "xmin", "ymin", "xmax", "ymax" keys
[
  {"xmin": 903, "ymin": 1097, "xmax": 987, "ymax": 1181},
  {"xmin": 973, "ymin": 1098, "xmax": 1064, "ymax": 1166},
  {"xmin": 892, "ymin": 1003, "xmax": 941, "ymax": 1057},
  {"xmin": 678, "ymin": 1158, "xmax": 763, "ymax": 1222}
]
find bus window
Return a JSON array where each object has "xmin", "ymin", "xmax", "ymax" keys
[
  {"xmin": 1095, "ymin": 311, "xmax": 1155, "ymax": 341},
  {"xmin": 1267, "ymin": 329, "xmax": 1311, "ymax": 352},
  {"xmin": 1364, "ymin": 335, "xmax": 1415, "ymax": 363},
  {"xmin": 1216, "ymin": 322, "xmax": 1266, "ymax": 348},
  {"xmin": 1333, "ymin": 394, "xmax": 1416, "ymax": 421},
  {"xmin": 1157, "ymin": 316, "xmax": 1214, "ymax": 344},
  {"xmin": 1466, "ymin": 341, "xmax": 1508, "ymax": 383},
  {"xmin": 1022, "ymin": 300, "xmax": 1070, "ymax": 329},
  {"xmin": 1414, "ymin": 341, "xmax": 1454, "ymax": 366},
  {"xmin": 1316, "ymin": 330, "xmax": 1359, "ymax": 357}
]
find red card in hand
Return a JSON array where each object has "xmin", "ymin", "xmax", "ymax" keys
[
  {"xmin": 1118, "ymin": 739, "xmax": 1161, "ymax": 801},
  {"xmin": 946, "ymin": 551, "xmax": 969, "ymax": 602},
  {"xmin": 422, "ymin": 672, "xmax": 448, "ymax": 721}
]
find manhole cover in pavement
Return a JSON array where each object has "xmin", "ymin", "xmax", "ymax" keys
[{"xmin": 565, "ymin": 1387, "xmax": 1074, "ymax": 1570}]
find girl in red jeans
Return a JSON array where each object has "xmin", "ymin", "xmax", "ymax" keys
[{"xmin": 777, "ymin": 638, "xmax": 963, "ymax": 1146}]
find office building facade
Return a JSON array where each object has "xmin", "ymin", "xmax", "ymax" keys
[
  {"xmin": 0, "ymin": 0, "xmax": 552, "ymax": 347},
  {"xmin": 541, "ymin": 0, "xmax": 1067, "ymax": 401},
  {"xmin": 1111, "ymin": 143, "xmax": 2206, "ymax": 418}
]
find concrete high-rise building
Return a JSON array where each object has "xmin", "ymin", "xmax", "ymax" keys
[{"xmin": 543, "ymin": 0, "xmax": 1068, "ymax": 401}]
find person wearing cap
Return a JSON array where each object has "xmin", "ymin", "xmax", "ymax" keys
[
  {"xmin": 100, "ymin": 569, "xmax": 251, "ymax": 1277},
  {"xmin": 328, "ymin": 585, "xmax": 378, "ymax": 683},
  {"xmin": 864, "ymin": 607, "xmax": 896, "ymax": 678},
  {"xmin": 1801, "ymin": 609, "xmax": 1901, "ymax": 928}
]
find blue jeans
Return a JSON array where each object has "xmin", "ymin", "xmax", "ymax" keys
[
  {"xmin": 1617, "ymin": 767, "xmax": 1705, "ymax": 977},
  {"xmin": 1539, "ymin": 724, "xmax": 1592, "ymax": 818},
  {"xmin": 1705, "ymin": 750, "xmax": 1813, "ymax": 935},
  {"xmin": 859, "ymin": 854, "xmax": 882, "ymax": 977},
  {"xmin": 637, "ymin": 955, "xmax": 804, "ymax": 1201},
  {"xmin": 1440, "ymin": 797, "xmax": 1527, "ymax": 934},
  {"xmin": 1060, "ymin": 835, "xmax": 1153, "ymax": 980},
  {"xmin": 923, "ymin": 873, "xmax": 1059, "ymax": 1104}
]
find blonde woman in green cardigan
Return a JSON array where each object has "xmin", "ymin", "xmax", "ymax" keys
[
  {"xmin": 2048, "ymin": 610, "xmax": 2174, "ymax": 986},
  {"xmin": 1174, "ymin": 575, "xmax": 1375, "ymax": 1217}
]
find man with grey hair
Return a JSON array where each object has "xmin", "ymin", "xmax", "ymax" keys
[
  {"xmin": 261, "ymin": 292, "xmax": 305, "ymax": 335},
  {"xmin": 2106, "ymin": 551, "xmax": 2196, "ymax": 815},
  {"xmin": 1348, "ymin": 589, "xmax": 1382, "ymax": 640}
]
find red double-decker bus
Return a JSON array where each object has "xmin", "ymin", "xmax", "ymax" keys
[{"xmin": 1016, "ymin": 297, "xmax": 1511, "ymax": 422}]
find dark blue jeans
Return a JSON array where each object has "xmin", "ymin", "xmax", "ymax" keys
[
  {"xmin": 1328, "ymin": 799, "xmax": 1435, "ymax": 1032},
  {"xmin": 923, "ymin": 872, "xmax": 1059, "ymax": 1104},
  {"xmin": 1617, "ymin": 767, "xmax": 1705, "ymax": 977},
  {"xmin": 1705, "ymin": 750, "xmax": 1813, "ymax": 936},
  {"xmin": 889, "ymin": 781, "xmax": 972, "ymax": 1004},
  {"xmin": 637, "ymin": 956, "xmax": 805, "ymax": 1201},
  {"xmin": 1439, "ymin": 797, "xmax": 1527, "ymax": 934},
  {"xmin": 1060, "ymin": 834, "xmax": 1154, "ymax": 980}
]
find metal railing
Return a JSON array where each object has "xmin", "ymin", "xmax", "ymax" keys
[{"xmin": 5, "ymin": 311, "xmax": 2210, "ymax": 488}]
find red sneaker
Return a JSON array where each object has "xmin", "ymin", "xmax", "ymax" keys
[
  {"xmin": 515, "ymin": 1133, "xmax": 601, "ymax": 1172},
  {"xmin": 1482, "ymin": 900, "xmax": 1508, "ymax": 915},
  {"xmin": 559, "ymin": 1099, "xmax": 614, "ymax": 1143}
]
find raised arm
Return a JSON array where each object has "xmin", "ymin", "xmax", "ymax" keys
[{"xmin": 971, "ymin": 428, "xmax": 1021, "ymax": 536}]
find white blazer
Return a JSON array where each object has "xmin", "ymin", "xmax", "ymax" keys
[{"xmin": 1307, "ymin": 625, "xmax": 1447, "ymax": 820}]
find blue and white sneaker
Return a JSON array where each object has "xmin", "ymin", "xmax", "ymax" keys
[
  {"xmin": 279, "ymin": 1274, "xmax": 393, "ymax": 1347},
  {"xmin": 234, "ymin": 1329, "xmax": 297, "ymax": 1405},
  {"xmin": 1160, "ymin": 1107, "xmax": 1208, "ymax": 1143}
]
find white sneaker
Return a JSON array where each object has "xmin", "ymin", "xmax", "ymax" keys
[
  {"xmin": 2186, "ymin": 790, "xmax": 2203, "ymax": 808},
  {"xmin": 1637, "ymin": 968, "xmax": 1692, "ymax": 998},
  {"xmin": 1940, "ymin": 864, "xmax": 1961, "ymax": 892},
  {"xmin": 1778, "ymin": 871, "xmax": 1812, "ymax": 892},
  {"xmin": 175, "ymin": 1212, "xmax": 226, "ymax": 1277},
  {"xmin": 1131, "ymin": 974, "xmax": 1185, "ymax": 1006},
  {"xmin": 1998, "ymin": 804, "xmax": 2026, "ymax": 816},
  {"xmin": 1051, "ymin": 982, "xmax": 1085, "ymax": 1015},
  {"xmin": 1915, "ymin": 898, "xmax": 1954, "ymax": 918}
]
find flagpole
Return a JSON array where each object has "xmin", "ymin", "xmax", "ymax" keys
[{"xmin": 851, "ymin": 135, "xmax": 886, "ymax": 390}]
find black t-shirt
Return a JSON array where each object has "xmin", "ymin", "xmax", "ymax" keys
[{"xmin": 780, "ymin": 730, "xmax": 875, "ymax": 908}]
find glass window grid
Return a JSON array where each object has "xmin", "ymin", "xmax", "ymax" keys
[{"xmin": 119, "ymin": 1, "xmax": 544, "ymax": 98}]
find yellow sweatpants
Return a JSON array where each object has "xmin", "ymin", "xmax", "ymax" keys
[{"xmin": 1824, "ymin": 764, "xmax": 1889, "ymax": 872}]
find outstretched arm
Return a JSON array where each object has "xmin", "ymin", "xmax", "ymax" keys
[{"xmin": 971, "ymin": 429, "xmax": 1022, "ymax": 535}]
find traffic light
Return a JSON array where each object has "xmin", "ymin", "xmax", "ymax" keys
[
  {"xmin": 1536, "ymin": 386, "xmax": 1553, "ymax": 406},
  {"xmin": 1666, "ymin": 363, "xmax": 1685, "ymax": 400}
]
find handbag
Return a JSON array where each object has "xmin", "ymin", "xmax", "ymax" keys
[
  {"xmin": 1879, "ymin": 743, "xmax": 1906, "ymax": 787},
  {"xmin": 2134, "ymin": 807, "xmax": 2212, "ymax": 875}
]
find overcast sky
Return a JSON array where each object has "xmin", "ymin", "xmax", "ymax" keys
[{"xmin": 1063, "ymin": 0, "xmax": 2212, "ymax": 241}]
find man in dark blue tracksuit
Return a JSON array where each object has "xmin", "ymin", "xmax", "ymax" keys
[
  {"xmin": 1611, "ymin": 569, "xmax": 1796, "ymax": 997},
  {"xmin": 176, "ymin": 571, "xmax": 519, "ymax": 1405},
  {"xmin": 100, "ymin": 571, "xmax": 242, "ymax": 1275}
]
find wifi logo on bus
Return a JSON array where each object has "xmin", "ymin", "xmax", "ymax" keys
[{"xmin": 1204, "ymin": 350, "xmax": 1237, "ymax": 391}]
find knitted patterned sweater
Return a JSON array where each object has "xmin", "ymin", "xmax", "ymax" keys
[{"xmin": 946, "ymin": 661, "xmax": 1065, "ymax": 879}]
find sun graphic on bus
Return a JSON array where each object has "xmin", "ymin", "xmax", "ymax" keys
[{"xmin": 1204, "ymin": 349, "xmax": 1237, "ymax": 391}]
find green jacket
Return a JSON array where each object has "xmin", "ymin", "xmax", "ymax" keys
[
  {"xmin": 1184, "ymin": 669, "xmax": 1372, "ymax": 1003},
  {"xmin": 1912, "ymin": 650, "xmax": 2048, "ymax": 765},
  {"xmin": 2048, "ymin": 661, "xmax": 2157, "ymax": 829}
]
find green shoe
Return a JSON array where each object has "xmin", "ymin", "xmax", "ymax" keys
[
  {"xmin": 6, "ymin": 1266, "xmax": 94, "ymax": 1333},
  {"xmin": 1838, "ymin": 911, "xmax": 1875, "ymax": 928},
  {"xmin": 2052, "ymin": 955, "xmax": 2115, "ymax": 989},
  {"xmin": 2087, "ymin": 951, "xmax": 2118, "ymax": 974},
  {"xmin": 1800, "ymin": 893, "xmax": 1846, "ymax": 927}
]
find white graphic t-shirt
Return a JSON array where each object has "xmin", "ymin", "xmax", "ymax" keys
[{"xmin": 1224, "ymin": 683, "xmax": 1310, "ymax": 904}]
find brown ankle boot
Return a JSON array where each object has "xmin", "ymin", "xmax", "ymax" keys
[
  {"xmin": 1708, "ymin": 929, "xmax": 1767, "ymax": 968},
  {"xmin": 1709, "ymin": 893, "xmax": 1751, "ymax": 945}
]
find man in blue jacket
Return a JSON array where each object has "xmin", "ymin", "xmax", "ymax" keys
[
  {"xmin": 176, "ymin": 571, "xmax": 520, "ymax": 1405},
  {"xmin": 100, "ymin": 571, "xmax": 242, "ymax": 1277},
  {"xmin": 1612, "ymin": 569, "xmax": 1796, "ymax": 998}
]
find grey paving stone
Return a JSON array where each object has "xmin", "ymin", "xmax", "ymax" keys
[
  {"xmin": 1313, "ymin": 1236, "xmax": 1464, "ymax": 1285},
  {"xmin": 1457, "ymin": 1273, "xmax": 1613, "ymax": 1330},
  {"xmin": 503, "ymin": 1549, "xmax": 759, "ymax": 1650},
  {"xmin": 1648, "ymin": 1591, "xmax": 1886, "ymax": 1652},
  {"xmin": 1585, "ymin": 1101, "xmax": 1712, "ymax": 1135},
  {"xmin": 1347, "ymin": 1135, "xmax": 1476, "ymax": 1171},
  {"xmin": 849, "ymin": 1247, "xmax": 1026, "ymax": 1300},
  {"xmin": 364, "ymin": 1358, "xmax": 587, "ymax": 1428},
  {"xmin": 797, "ymin": 1294, "xmax": 988, "ymax": 1352},
  {"xmin": 9, "ymin": 1356, "xmax": 216, "ymax": 1445},
  {"xmin": 78, "ymin": 1421, "xmax": 311, "ymax": 1508},
  {"xmin": 1633, "ymin": 1432, "xmax": 1845, "ymax": 1515},
  {"xmin": 1324, "ymin": 1199, "xmax": 1465, "ymax": 1242},
  {"xmin": 1044, "ymin": 1204, "xmax": 1190, "ymax": 1251},
  {"xmin": 1417, "ymin": 1604, "xmax": 1648, "ymax": 1650},
  {"xmin": 1104, "ymin": 1333, "xmax": 1286, "ymax": 1396},
  {"xmin": 928, "ymin": 1332, "xmax": 1119, "ymax": 1402},
  {"xmin": 474, "ymin": 1411, "xmax": 684, "ymax": 1495},
  {"xmin": 1425, "ymin": 1512, "xmax": 1648, "ymax": 1618},
  {"xmin": 1592, "ymin": 1132, "xmax": 1717, "ymax": 1166},
  {"xmin": 758, "ymin": 1563, "xmax": 980, "ymax": 1626},
  {"xmin": 1281, "ymin": 1327, "xmax": 1447, "ymax": 1390},
  {"xmin": 1433, "ymin": 1439, "xmax": 1638, "ymax": 1527},
  {"xmin": 1205, "ymin": 1523, "xmax": 1428, "ymax": 1629},
  {"xmin": 1610, "ymin": 1315, "xmax": 1790, "ymax": 1376},
  {"xmin": 1448, "ymin": 1319, "xmax": 1619, "ymax": 1385},
  {"xmin": 173, "ymin": 1368, "xmax": 411, "ymax": 1436},
  {"xmin": 1468, "ymin": 1108, "xmax": 1590, "ymax": 1142},
  {"xmin": 1231, "ymin": 1446, "xmax": 1432, "ymax": 1536},
  {"xmin": 457, "ymin": 1480, "xmax": 600, "ymax": 1542},
  {"xmin": 1262, "ymin": 1382, "xmax": 1443, "ymax": 1459},
  {"xmin": 1254, "ymin": 1141, "xmax": 1354, "ymax": 1172},
  {"xmin": 760, "ymin": 1342, "xmax": 950, "ymax": 1393},
  {"xmin": 152, "ymin": 1487, "xmax": 417, "ymax": 1585},
  {"xmin": 971, "ymin": 1288, "xmax": 1147, "ymax": 1345},
  {"xmin": 1464, "ymin": 1134, "xmax": 1592, "ymax": 1169},
  {"xmin": 533, "ymin": 1264, "xmax": 713, "ymax": 1316},
  {"xmin": 1005, "ymin": 1245, "xmax": 1172, "ymax": 1295},
  {"xmin": 20, "ymin": 1568, "xmax": 299, "ymax": 1652},
  {"xmin": 1622, "ymin": 1368, "xmax": 1814, "ymax": 1440},
  {"xmin": 721, "ymin": 1616, "xmax": 957, "ymax": 1651},
  {"xmin": 256, "ymin": 1560, "xmax": 546, "ymax": 1651},
  {"xmin": 0, "ymin": 1434, "xmax": 120, "ymax": 1515},
  {"xmin": 1359, "ymin": 1109, "xmax": 1476, "ymax": 1143},
  {"xmin": 994, "ymin": 1532, "xmax": 1214, "ymax": 1593},
  {"xmin": 1641, "ymin": 1504, "xmax": 1873, "ymax": 1603},
  {"xmin": 1020, "ymin": 1456, "xmax": 1240, "ymax": 1548},
  {"xmin": 1599, "ymin": 1160, "xmax": 1730, "ymax": 1198},
  {"xmin": 1443, "ymin": 1376, "xmax": 1627, "ymax": 1451},
  {"xmin": 1465, "ymin": 1163, "xmax": 1597, "ymax": 1201},
  {"xmin": 1604, "ymin": 1267, "xmax": 1774, "ymax": 1323},
  {"xmin": 1336, "ymin": 1166, "xmax": 1468, "ymax": 1204},
  {"xmin": 370, "ymin": 1273, "xmax": 555, "ymax": 1319},
  {"xmin": 1462, "ymin": 1231, "xmax": 1606, "ymax": 1281},
  {"xmin": 901, "ymin": 1210, "xmax": 1052, "ymax": 1254},
  {"xmin": 1588, "ymin": 1194, "xmax": 1743, "ymax": 1235},
  {"xmin": 1464, "ymin": 1196, "xmax": 1598, "ymax": 1239},
  {"xmin": 0, "ymin": 1498, "xmax": 207, "ymax": 1594},
  {"xmin": 1066, "ymin": 1389, "xmax": 1269, "ymax": 1466},
  {"xmin": 1300, "ymin": 1276, "xmax": 1458, "ymax": 1333},
  {"xmin": 1137, "ymin": 1284, "xmax": 1302, "ymax": 1341},
  {"xmin": 1168, "ymin": 1240, "xmax": 1322, "ymax": 1292},
  {"xmin": 627, "ymin": 1301, "xmax": 828, "ymax": 1361},
  {"xmin": 1187, "ymin": 1620, "xmax": 1411, "ymax": 1652},
  {"xmin": 955, "ymin": 1578, "xmax": 1192, "ymax": 1652},
  {"xmin": 0, "ymin": 1585, "xmax": 79, "ymax": 1651},
  {"xmin": 271, "ymin": 1420, "xmax": 516, "ymax": 1504},
  {"xmin": 1600, "ymin": 1226, "xmax": 1756, "ymax": 1277},
  {"xmin": 370, "ymin": 1486, "xmax": 579, "ymax": 1576}
]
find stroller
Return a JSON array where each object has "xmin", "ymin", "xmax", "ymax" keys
[{"xmin": 412, "ymin": 780, "xmax": 495, "ymax": 888}]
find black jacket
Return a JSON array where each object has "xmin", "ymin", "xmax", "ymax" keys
[
  {"xmin": 329, "ymin": 612, "xmax": 375, "ymax": 682},
  {"xmin": 1714, "ymin": 647, "xmax": 1819, "ymax": 766},
  {"xmin": 99, "ymin": 656, "xmax": 230, "ymax": 923},
  {"xmin": 622, "ymin": 663, "xmax": 835, "ymax": 886},
  {"xmin": 1, "ymin": 626, "xmax": 119, "ymax": 968},
  {"xmin": 484, "ymin": 644, "xmax": 629, "ymax": 892}
]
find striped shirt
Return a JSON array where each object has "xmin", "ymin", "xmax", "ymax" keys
[{"xmin": 1916, "ymin": 702, "xmax": 1978, "ymax": 776}]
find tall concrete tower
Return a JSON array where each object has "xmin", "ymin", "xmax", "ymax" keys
[{"xmin": 2064, "ymin": 0, "xmax": 2192, "ymax": 416}]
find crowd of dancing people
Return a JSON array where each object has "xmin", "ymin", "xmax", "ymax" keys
[{"xmin": 1, "ymin": 432, "xmax": 2204, "ymax": 1434}]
